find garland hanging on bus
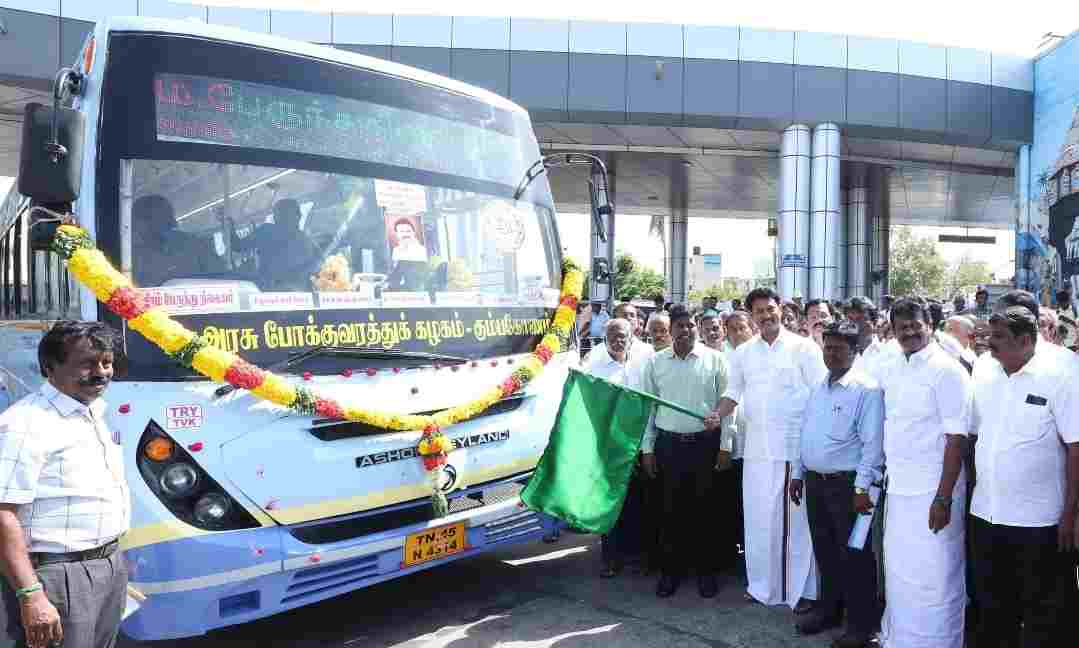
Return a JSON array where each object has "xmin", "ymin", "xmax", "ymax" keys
[{"xmin": 50, "ymin": 225, "xmax": 584, "ymax": 516}]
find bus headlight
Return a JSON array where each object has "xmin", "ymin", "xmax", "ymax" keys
[
  {"xmin": 159, "ymin": 463, "xmax": 199, "ymax": 499},
  {"xmin": 194, "ymin": 492, "xmax": 231, "ymax": 526},
  {"xmin": 137, "ymin": 420, "xmax": 261, "ymax": 532}
]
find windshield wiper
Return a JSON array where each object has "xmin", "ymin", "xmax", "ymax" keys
[{"xmin": 213, "ymin": 346, "xmax": 468, "ymax": 398}]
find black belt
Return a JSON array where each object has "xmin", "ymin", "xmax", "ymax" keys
[
  {"xmin": 805, "ymin": 470, "xmax": 856, "ymax": 481},
  {"xmin": 31, "ymin": 539, "xmax": 119, "ymax": 569},
  {"xmin": 656, "ymin": 427, "xmax": 710, "ymax": 443}
]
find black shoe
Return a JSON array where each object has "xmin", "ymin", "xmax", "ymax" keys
[
  {"xmin": 656, "ymin": 573, "xmax": 680, "ymax": 598},
  {"xmin": 832, "ymin": 633, "xmax": 872, "ymax": 648},
  {"xmin": 697, "ymin": 573, "xmax": 718, "ymax": 598},
  {"xmin": 795, "ymin": 614, "xmax": 842, "ymax": 636}
]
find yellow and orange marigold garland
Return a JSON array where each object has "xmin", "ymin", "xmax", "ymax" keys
[{"xmin": 51, "ymin": 225, "xmax": 584, "ymax": 516}]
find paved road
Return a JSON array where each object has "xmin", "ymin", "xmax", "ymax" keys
[{"xmin": 120, "ymin": 534, "xmax": 838, "ymax": 648}]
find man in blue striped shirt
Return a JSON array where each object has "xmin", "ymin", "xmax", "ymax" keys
[{"xmin": 789, "ymin": 321, "xmax": 884, "ymax": 648}]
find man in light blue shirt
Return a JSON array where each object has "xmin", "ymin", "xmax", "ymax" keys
[{"xmin": 789, "ymin": 321, "xmax": 884, "ymax": 647}]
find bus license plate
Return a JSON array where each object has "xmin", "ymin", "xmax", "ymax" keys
[{"xmin": 403, "ymin": 522, "xmax": 467, "ymax": 567}]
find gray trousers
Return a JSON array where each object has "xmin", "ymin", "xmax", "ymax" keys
[{"xmin": 0, "ymin": 552, "xmax": 128, "ymax": 648}]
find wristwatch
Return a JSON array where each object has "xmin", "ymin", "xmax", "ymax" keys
[{"xmin": 854, "ymin": 487, "xmax": 867, "ymax": 496}]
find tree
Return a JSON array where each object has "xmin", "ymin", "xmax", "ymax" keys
[
  {"xmin": 889, "ymin": 226, "xmax": 946, "ymax": 298},
  {"xmin": 944, "ymin": 255, "xmax": 993, "ymax": 299},
  {"xmin": 612, "ymin": 253, "xmax": 666, "ymax": 302},
  {"xmin": 689, "ymin": 280, "xmax": 743, "ymax": 303}
]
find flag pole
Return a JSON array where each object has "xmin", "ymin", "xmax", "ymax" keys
[{"xmin": 568, "ymin": 368, "xmax": 708, "ymax": 421}]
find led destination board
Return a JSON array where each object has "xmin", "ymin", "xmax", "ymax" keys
[{"xmin": 154, "ymin": 73, "xmax": 526, "ymax": 186}]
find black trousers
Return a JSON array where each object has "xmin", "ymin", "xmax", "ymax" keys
[
  {"xmin": 804, "ymin": 471, "xmax": 879, "ymax": 636},
  {"xmin": 654, "ymin": 430, "xmax": 723, "ymax": 575},
  {"xmin": 601, "ymin": 466, "xmax": 645, "ymax": 564},
  {"xmin": 710, "ymin": 457, "xmax": 744, "ymax": 572},
  {"xmin": 972, "ymin": 516, "xmax": 1074, "ymax": 648}
]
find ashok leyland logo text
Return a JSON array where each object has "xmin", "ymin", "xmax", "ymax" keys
[{"xmin": 354, "ymin": 430, "xmax": 511, "ymax": 469}]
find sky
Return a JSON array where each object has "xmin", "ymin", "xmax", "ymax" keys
[
  {"xmin": 555, "ymin": 212, "xmax": 1016, "ymax": 281},
  {"xmin": 190, "ymin": 0, "xmax": 1079, "ymax": 56}
]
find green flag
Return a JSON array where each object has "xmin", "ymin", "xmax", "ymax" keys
[{"xmin": 521, "ymin": 368, "xmax": 705, "ymax": 534}]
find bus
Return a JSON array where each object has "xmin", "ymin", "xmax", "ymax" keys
[{"xmin": 0, "ymin": 17, "xmax": 592, "ymax": 640}]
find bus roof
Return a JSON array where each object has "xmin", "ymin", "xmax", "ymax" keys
[{"xmin": 98, "ymin": 16, "xmax": 529, "ymax": 118}]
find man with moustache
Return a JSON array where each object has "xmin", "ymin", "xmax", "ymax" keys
[
  {"xmin": 0, "ymin": 322, "xmax": 129, "ymax": 648},
  {"xmin": 969, "ymin": 291, "xmax": 1079, "ymax": 647},
  {"xmin": 712, "ymin": 288, "xmax": 826, "ymax": 612},
  {"xmin": 646, "ymin": 312, "xmax": 672, "ymax": 352},
  {"xmin": 614, "ymin": 302, "xmax": 644, "ymax": 340},
  {"xmin": 877, "ymin": 299, "xmax": 972, "ymax": 648},
  {"xmin": 582, "ymin": 319, "xmax": 654, "ymax": 578},
  {"xmin": 640, "ymin": 305, "xmax": 734, "ymax": 598},
  {"xmin": 699, "ymin": 309, "xmax": 725, "ymax": 351},
  {"xmin": 720, "ymin": 310, "xmax": 754, "ymax": 569},
  {"xmin": 789, "ymin": 322, "xmax": 883, "ymax": 647}
]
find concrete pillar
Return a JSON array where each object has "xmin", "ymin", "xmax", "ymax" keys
[
  {"xmin": 1015, "ymin": 144, "xmax": 1033, "ymax": 295},
  {"xmin": 588, "ymin": 161, "xmax": 616, "ymax": 310},
  {"xmin": 846, "ymin": 167, "xmax": 870, "ymax": 298},
  {"xmin": 667, "ymin": 159, "xmax": 690, "ymax": 304},
  {"xmin": 870, "ymin": 167, "xmax": 891, "ymax": 303},
  {"xmin": 838, "ymin": 188, "xmax": 848, "ymax": 298},
  {"xmin": 778, "ymin": 124, "xmax": 811, "ymax": 300},
  {"xmin": 810, "ymin": 123, "xmax": 842, "ymax": 300}
]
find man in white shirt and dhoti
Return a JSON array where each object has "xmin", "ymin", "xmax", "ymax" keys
[
  {"xmin": 877, "ymin": 299, "xmax": 972, "ymax": 648},
  {"xmin": 713, "ymin": 288, "xmax": 826, "ymax": 612}
]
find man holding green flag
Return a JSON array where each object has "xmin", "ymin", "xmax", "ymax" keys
[
  {"xmin": 522, "ymin": 305, "xmax": 734, "ymax": 599},
  {"xmin": 639, "ymin": 304, "xmax": 734, "ymax": 599}
]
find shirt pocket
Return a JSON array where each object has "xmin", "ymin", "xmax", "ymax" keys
[
  {"xmin": 826, "ymin": 405, "xmax": 857, "ymax": 443},
  {"xmin": 1013, "ymin": 402, "xmax": 1054, "ymax": 443}
]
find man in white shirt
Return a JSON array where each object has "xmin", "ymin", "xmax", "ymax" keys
[
  {"xmin": 712, "ymin": 288, "xmax": 826, "ymax": 612},
  {"xmin": 582, "ymin": 319, "xmax": 654, "ymax": 578},
  {"xmin": 718, "ymin": 310, "xmax": 755, "ymax": 560},
  {"xmin": 645, "ymin": 312, "xmax": 672, "ymax": 352},
  {"xmin": 877, "ymin": 299, "xmax": 972, "ymax": 648},
  {"xmin": 0, "ymin": 322, "xmax": 130, "ymax": 648},
  {"xmin": 699, "ymin": 309, "xmax": 725, "ymax": 351},
  {"xmin": 969, "ymin": 291, "xmax": 1079, "ymax": 647}
]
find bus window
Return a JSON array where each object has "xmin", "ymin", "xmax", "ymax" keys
[{"xmin": 0, "ymin": 195, "xmax": 80, "ymax": 321}]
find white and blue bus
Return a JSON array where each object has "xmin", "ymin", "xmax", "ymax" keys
[{"xmin": 0, "ymin": 17, "xmax": 603, "ymax": 640}]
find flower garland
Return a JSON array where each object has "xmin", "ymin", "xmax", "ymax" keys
[{"xmin": 51, "ymin": 225, "xmax": 583, "ymax": 516}]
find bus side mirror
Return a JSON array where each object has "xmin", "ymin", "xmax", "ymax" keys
[{"xmin": 18, "ymin": 103, "xmax": 85, "ymax": 206}]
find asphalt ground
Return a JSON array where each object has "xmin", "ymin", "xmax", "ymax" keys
[{"xmin": 120, "ymin": 533, "xmax": 840, "ymax": 648}]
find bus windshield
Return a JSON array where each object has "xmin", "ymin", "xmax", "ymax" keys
[
  {"xmin": 97, "ymin": 34, "xmax": 561, "ymax": 378},
  {"xmin": 128, "ymin": 160, "xmax": 557, "ymax": 299}
]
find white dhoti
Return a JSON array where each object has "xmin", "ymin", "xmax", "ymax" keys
[
  {"xmin": 743, "ymin": 458, "xmax": 818, "ymax": 607},
  {"xmin": 880, "ymin": 484, "xmax": 966, "ymax": 648}
]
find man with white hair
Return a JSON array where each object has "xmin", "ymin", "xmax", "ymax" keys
[
  {"xmin": 581, "ymin": 318, "xmax": 654, "ymax": 578},
  {"xmin": 942, "ymin": 315, "xmax": 978, "ymax": 371},
  {"xmin": 646, "ymin": 312, "xmax": 672, "ymax": 352}
]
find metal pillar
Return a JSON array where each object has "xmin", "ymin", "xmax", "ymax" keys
[
  {"xmin": 588, "ymin": 161, "xmax": 616, "ymax": 310},
  {"xmin": 778, "ymin": 124, "xmax": 811, "ymax": 300},
  {"xmin": 810, "ymin": 123, "xmax": 842, "ymax": 300},
  {"xmin": 870, "ymin": 167, "xmax": 891, "ymax": 303},
  {"xmin": 667, "ymin": 159, "xmax": 690, "ymax": 304},
  {"xmin": 846, "ymin": 166, "xmax": 870, "ymax": 298},
  {"xmin": 838, "ymin": 188, "xmax": 848, "ymax": 298},
  {"xmin": 1015, "ymin": 144, "xmax": 1034, "ymax": 295}
]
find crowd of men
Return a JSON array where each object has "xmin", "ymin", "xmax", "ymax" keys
[{"xmin": 576, "ymin": 288, "xmax": 1079, "ymax": 648}]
